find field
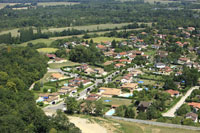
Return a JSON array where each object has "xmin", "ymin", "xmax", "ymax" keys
[
  {"xmin": 48, "ymin": 61, "xmax": 80, "ymax": 69},
  {"xmin": 19, "ymin": 38, "xmax": 54, "ymax": 47},
  {"xmin": 100, "ymin": 97, "xmax": 132, "ymax": 106},
  {"xmin": 37, "ymin": 2, "xmax": 79, "ymax": 7},
  {"xmin": 0, "ymin": 3, "xmax": 20, "ymax": 9},
  {"xmin": 118, "ymin": 0, "xmax": 179, "ymax": 4},
  {"xmin": 85, "ymin": 37, "xmax": 125, "ymax": 43},
  {"xmin": 37, "ymin": 48, "xmax": 58, "ymax": 53}
]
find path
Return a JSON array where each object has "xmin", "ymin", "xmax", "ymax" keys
[
  {"xmin": 162, "ymin": 86, "xmax": 199, "ymax": 117},
  {"xmin": 106, "ymin": 116, "xmax": 200, "ymax": 131}
]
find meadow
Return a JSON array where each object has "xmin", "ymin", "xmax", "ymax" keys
[
  {"xmin": 37, "ymin": 48, "xmax": 58, "ymax": 53},
  {"xmin": 48, "ymin": 61, "xmax": 80, "ymax": 69}
]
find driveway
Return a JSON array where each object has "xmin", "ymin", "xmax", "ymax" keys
[{"xmin": 162, "ymin": 86, "xmax": 199, "ymax": 117}]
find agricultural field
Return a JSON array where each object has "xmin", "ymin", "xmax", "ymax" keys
[
  {"xmin": 37, "ymin": 2, "xmax": 79, "ymax": 7},
  {"xmin": 48, "ymin": 61, "xmax": 80, "ymax": 69},
  {"xmin": 85, "ymin": 37, "xmax": 125, "ymax": 43},
  {"xmin": 100, "ymin": 97, "xmax": 132, "ymax": 106},
  {"xmin": 42, "ymin": 23, "xmax": 131, "ymax": 33},
  {"xmin": 37, "ymin": 48, "xmax": 58, "ymax": 53},
  {"xmin": 19, "ymin": 38, "xmax": 54, "ymax": 47}
]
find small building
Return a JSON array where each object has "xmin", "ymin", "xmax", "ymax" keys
[
  {"xmin": 51, "ymin": 73, "xmax": 66, "ymax": 81},
  {"xmin": 185, "ymin": 112, "xmax": 199, "ymax": 123},
  {"xmin": 86, "ymin": 94, "xmax": 101, "ymax": 101},
  {"xmin": 115, "ymin": 63, "xmax": 125, "ymax": 68}
]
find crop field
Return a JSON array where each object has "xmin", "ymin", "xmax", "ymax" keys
[
  {"xmin": 19, "ymin": 38, "xmax": 54, "ymax": 47},
  {"xmin": 37, "ymin": 2, "xmax": 79, "ymax": 7},
  {"xmin": 85, "ymin": 37, "xmax": 125, "ymax": 43},
  {"xmin": 37, "ymin": 48, "xmax": 58, "ymax": 53},
  {"xmin": 0, "ymin": 3, "xmax": 20, "ymax": 9}
]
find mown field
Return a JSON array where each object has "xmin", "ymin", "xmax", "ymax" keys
[
  {"xmin": 100, "ymin": 97, "xmax": 132, "ymax": 106},
  {"xmin": 85, "ymin": 37, "xmax": 125, "ymax": 43}
]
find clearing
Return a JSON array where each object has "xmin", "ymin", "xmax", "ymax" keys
[{"xmin": 37, "ymin": 2, "xmax": 79, "ymax": 7}]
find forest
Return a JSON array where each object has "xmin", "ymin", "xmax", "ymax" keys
[{"xmin": 0, "ymin": 47, "xmax": 80, "ymax": 132}]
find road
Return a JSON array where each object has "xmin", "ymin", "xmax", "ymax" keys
[{"xmin": 162, "ymin": 86, "xmax": 199, "ymax": 117}]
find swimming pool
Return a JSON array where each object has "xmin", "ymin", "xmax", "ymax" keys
[
  {"xmin": 36, "ymin": 97, "xmax": 44, "ymax": 103},
  {"xmin": 105, "ymin": 109, "xmax": 115, "ymax": 116}
]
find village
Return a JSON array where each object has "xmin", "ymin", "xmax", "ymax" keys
[{"xmin": 34, "ymin": 26, "xmax": 200, "ymax": 126}]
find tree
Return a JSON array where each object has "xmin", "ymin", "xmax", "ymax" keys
[
  {"xmin": 163, "ymin": 78, "xmax": 177, "ymax": 90},
  {"xmin": 146, "ymin": 106, "xmax": 161, "ymax": 120},
  {"xmin": 65, "ymin": 97, "xmax": 79, "ymax": 114},
  {"xmin": 176, "ymin": 104, "xmax": 191, "ymax": 116},
  {"xmin": 95, "ymin": 101, "xmax": 104, "ymax": 116},
  {"xmin": 33, "ymin": 82, "xmax": 40, "ymax": 91},
  {"xmin": 115, "ymin": 105, "xmax": 127, "ymax": 117},
  {"xmin": 125, "ymin": 107, "xmax": 135, "ymax": 118},
  {"xmin": 111, "ymin": 39, "xmax": 117, "ymax": 48},
  {"xmin": 182, "ymin": 118, "xmax": 195, "ymax": 126},
  {"xmin": 136, "ymin": 112, "xmax": 147, "ymax": 120}
]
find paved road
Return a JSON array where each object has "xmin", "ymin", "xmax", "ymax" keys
[
  {"xmin": 105, "ymin": 116, "xmax": 200, "ymax": 131},
  {"xmin": 162, "ymin": 86, "xmax": 199, "ymax": 117}
]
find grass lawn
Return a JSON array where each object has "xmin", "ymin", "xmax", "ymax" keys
[
  {"xmin": 100, "ymin": 97, "xmax": 132, "ymax": 106},
  {"xmin": 19, "ymin": 38, "xmax": 54, "ymax": 47},
  {"xmin": 85, "ymin": 37, "xmax": 125, "ymax": 43},
  {"xmin": 37, "ymin": 48, "xmax": 58, "ymax": 53},
  {"xmin": 144, "ymin": 50, "xmax": 156, "ymax": 56},
  {"xmin": 137, "ymin": 78, "xmax": 164, "ymax": 87},
  {"xmin": 49, "ymin": 61, "xmax": 80, "ymax": 69}
]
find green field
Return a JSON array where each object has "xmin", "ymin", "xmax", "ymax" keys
[
  {"xmin": 49, "ymin": 61, "xmax": 80, "ymax": 69},
  {"xmin": 100, "ymin": 97, "xmax": 132, "ymax": 106},
  {"xmin": 37, "ymin": 2, "xmax": 79, "ymax": 7},
  {"xmin": 86, "ymin": 37, "xmax": 125, "ymax": 43},
  {"xmin": 19, "ymin": 38, "xmax": 54, "ymax": 47},
  {"xmin": 37, "ymin": 48, "xmax": 58, "ymax": 53}
]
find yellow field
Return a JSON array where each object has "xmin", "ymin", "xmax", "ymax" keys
[
  {"xmin": 19, "ymin": 39, "xmax": 54, "ymax": 47},
  {"xmin": 37, "ymin": 48, "xmax": 58, "ymax": 53},
  {"xmin": 85, "ymin": 37, "xmax": 125, "ymax": 43},
  {"xmin": 0, "ymin": 3, "xmax": 21, "ymax": 9}
]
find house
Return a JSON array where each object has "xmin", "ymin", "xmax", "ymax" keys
[
  {"xmin": 99, "ymin": 87, "xmax": 121, "ymax": 97},
  {"xmin": 46, "ymin": 54, "xmax": 56, "ymax": 59},
  {"xmin": 58, "ymin": 89, "xmax": 68, "ymax": 95},
  {"xmin": 77, "ymin": 64, "xmax": 89, "ymax": 71},
  {"xmin": 157, "ymin": 51, "xmax": 168, "ymax": 58},
  {"xmin": 54, "ymin": 58, "xmax": 67, "ymax": 63},
  {"xmin": 121, "ymin": 83, "xmax": 138, "ymax": 91},
  {"xmin": 85, "ymin": 68, "xmax": 95, "ymax": 75},
  {"xmin": 94, "ymin": 68, "xmax": 107, "ymax": 75},
  {"xmin": 155, "ymin": 63, "xmax": 166, "ymax": 69},
  {"xmin": 97, "ymin": 44, "xmax": 106, "ymax": 51},
  {"xmin": 132, "ymin": 51, "xmax": 144, "ymax": 56},
  {"xmin": 115, "ymin": 52, "xmax": 128, "ymax": 58},
  {"xmin": 121, "ymin": 74, "xmax": 133, "ymax": 83},
  {"xmin": 160, "ymin": 66, "xmax": 173, "ymax": 75},
  {"xmin": 104, "ymin": 51, "xmax": 115, "ymax": 57},
  {"xmin": 185, "ymin": 112, "xmax": 199, "ymax": 123},
  {"xmin": 137, "ymin": 101, "xmax": 151, "ymax": 112},
  {"xmin": 178, "ymin": 57, "xmax": 190, "ymax": 64},
  {"xmin": 128, "ymin": 55, "xmax": 136, "ymax": 60},
  {"xmin": 86, "ymin": 94, "xmax": 101, "ymax": 101},
  {"xmin": 129, "ymin": 69, "xmax": 143, "ymax": 76},
  {"xmin": 118, "ymin": 59, "xmax": 131, "ymax": 64},
  {"xmin": 188, "ymin": 102, "xmax": 200, "ymax": 111},
  {"xmin": 165, "ymin": 89, "xmax": 180, "ymax": 97},
  {"xmin": 51, "ymin": 73, "xmax": 66, "ymax": 81},
  {"xmin": 103, "ymin": 61, "xmax": 113, "ymax": 66},
  {"xmin": 44, "ymin": 96, "xmax": 59, "ymax": 105},
  {"xmin": 115, "ymin": 63, "xmax": 125, "ymax": 68}
]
